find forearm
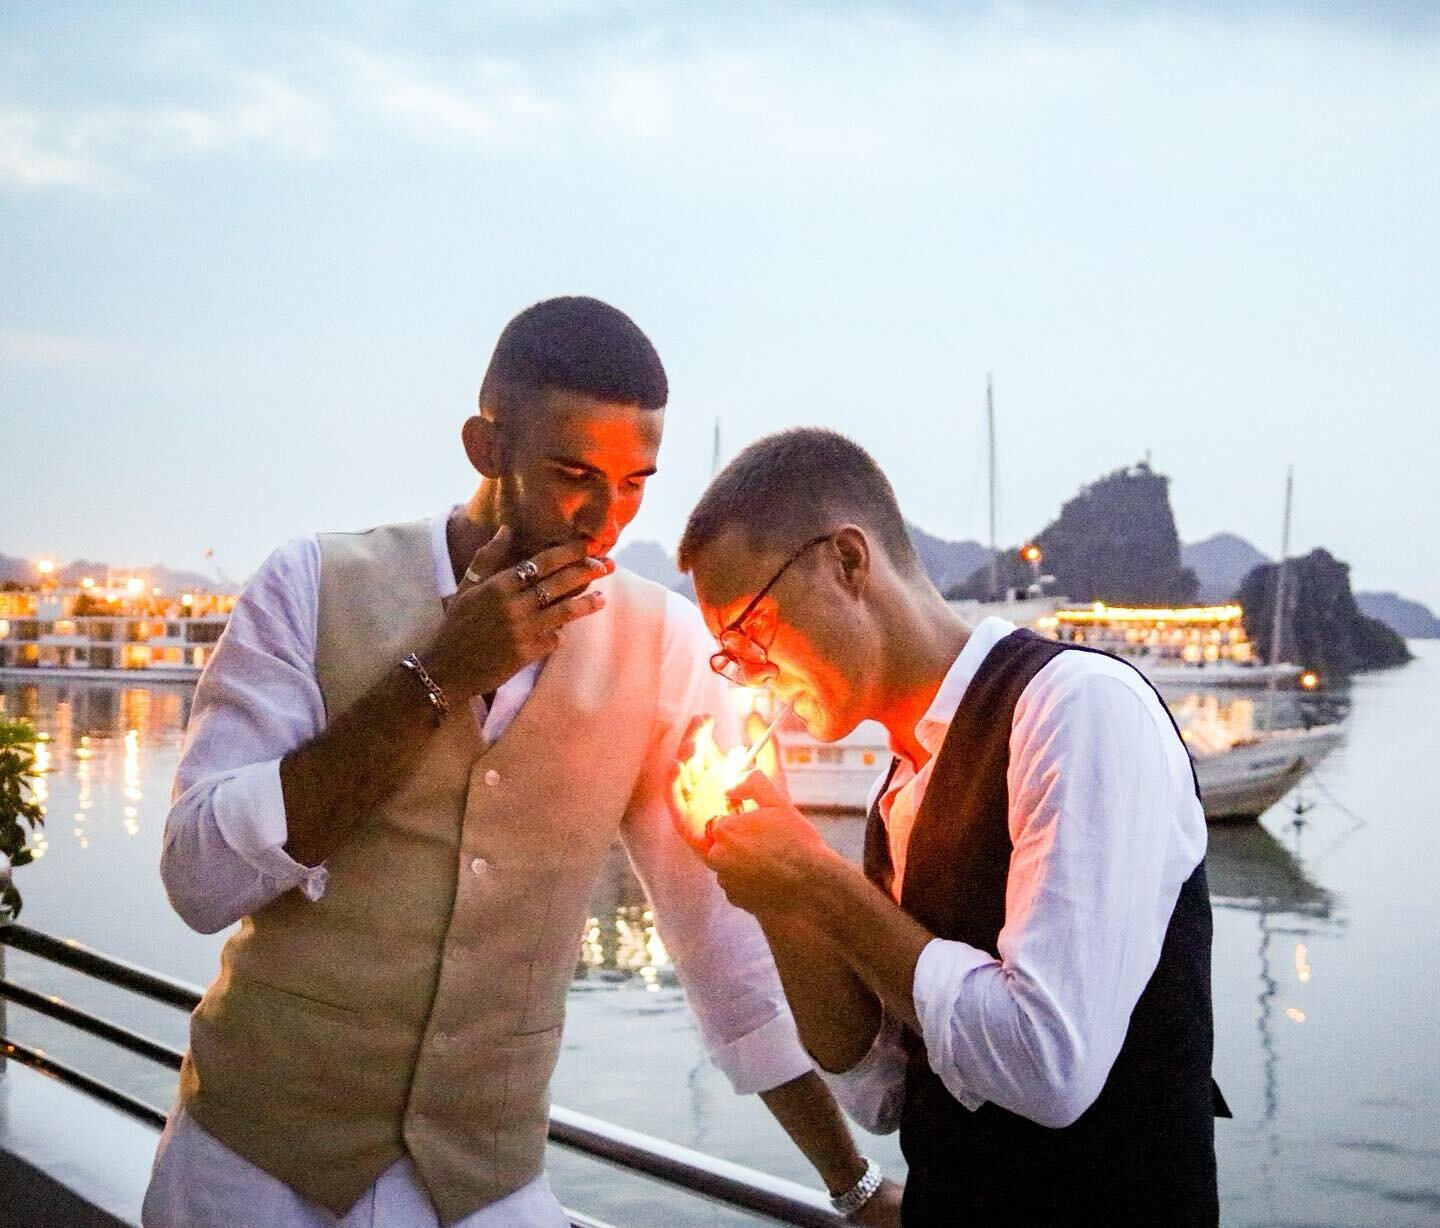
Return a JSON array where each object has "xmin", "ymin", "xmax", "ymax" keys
[
  {"xmin": 758, "ymin": 1071, "xmax": 867, "ymax": 1196},
  {"xmin": 797, "ymin": 853, "xmax": 934, "ymax": 1034},
  {"xmin": 280, "ymin": 662, "xmax": 439, "ymax": 866},
  {"xmin": 759, "ymin": 913, "xmax": 883, "ymax": 1074}
]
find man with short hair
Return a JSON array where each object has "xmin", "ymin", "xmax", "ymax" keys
[
  {"xmin": 675, "ymin": 427, "xmax": 1227, "ymax": 1225},
  {"xmin": 145, "ymin": 303, "xmax": 898, "ymax": 1226}
]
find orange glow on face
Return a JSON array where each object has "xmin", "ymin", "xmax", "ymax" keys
[{"xmin": 501, "ymin": 393, "xmax": 662, "ymax": 560}]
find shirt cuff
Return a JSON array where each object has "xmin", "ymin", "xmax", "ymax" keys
[
  {"xmin": 817, "ymin": 1014, "xmax": 907, "ymax": 1134},
  {"xmin": 211, "ymin": 759, "xmax": 328, "ymax": 902},
  {"xmin": 706, "ymin": 1008, "xmax": 814, "ymax": 1096},
  {"xmin": 913, "ymin": 937, "xmax": 995, "ymax": 1113}
]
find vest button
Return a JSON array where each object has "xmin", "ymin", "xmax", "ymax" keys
[
  {"xmin": 470, "ymin": 856, "xmax": 489, "ymax": 876},
  {"xmin": 484, "ymin": 768, "xmax": 501, "ymax": 787}
]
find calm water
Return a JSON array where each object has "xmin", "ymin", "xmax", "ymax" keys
[{"xmin": 2, "ymin": 647, "xmax": 1438, "ymax": 1226}]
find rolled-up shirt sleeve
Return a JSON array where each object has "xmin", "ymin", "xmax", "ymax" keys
[
  {"xmin": 817, "ymin": 1014, "xmax": 909, "ymax": 1135},
  {"xmin": 160, "ymin": 535, "xmax": 329, "ymax": 934},
  {"xmin": 910, "ymin": 668, "xmax": 1199, "ymax": 1129},
  {"xmin": 620, "ymin": 592, "xmax": 814, "ymax": 1096}
]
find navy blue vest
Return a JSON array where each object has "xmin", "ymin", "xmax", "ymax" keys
[{"xmin": 864, "ymin": 629, "xmax": 1224, "ymax": 1225}]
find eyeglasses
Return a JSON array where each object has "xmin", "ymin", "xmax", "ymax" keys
[{"xmin": 709, "ymin": 534, "xmax": 831, "ymax": 686}]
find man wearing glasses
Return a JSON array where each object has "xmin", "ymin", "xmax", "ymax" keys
[
  {"xmin": 675, "ymin": 427, "xmax": 1226, "ymax": 1225},
  {"xmin": 145, "ymin": 302, "xmax": 899, "ymax": 1227}
]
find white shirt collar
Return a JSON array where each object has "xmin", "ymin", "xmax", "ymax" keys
[
  {"xmin": 910, "ymin": 616, "xmax": 1019, "ymax": 758},
  {"xmin": 429, "ymin": 508, "xmax": 462, "ymax": 600}
]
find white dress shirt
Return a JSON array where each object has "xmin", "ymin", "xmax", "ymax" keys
[
  {"xmin": 825, "ymin": 617, "xmax": 1207, "ymax": 1135},
  {"xmin": 144, "ymin": 510, "xmax": 811, "ymax": 1228}
]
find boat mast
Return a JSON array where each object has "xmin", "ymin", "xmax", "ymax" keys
[
  {"xmin": 711, "ymin": 417, "xmax": 722, "ymax": 478},
  {"xmin": 1269, "ymin": 466, "xmax": 1294, "ymax": 667},
  {"xmin": 987, "ymin": 373, "xmax": 998, "ymax": 600}
]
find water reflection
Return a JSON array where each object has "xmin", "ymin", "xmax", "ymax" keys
[
  {"xmin": 1208, "ymin": 812, "xmax": 1346, "ymax": 1224},
  {"xmin": 577, "ymin": 847, "xmax": 677, "ymax": 990},
  {"xmin": 0, "ymin": 678, "xmax": 192, "ymax": 746},
  {"xmin": 1163, "ymin": 683, "xmax": 1350, "ymax": 748},
  {"xmin": 0, "ymin": 680, "xmax": 190, "ymax": 864},
  {"xmin": 1208, "ymin": 821, "xmax": 1336, "ymax": 919}
]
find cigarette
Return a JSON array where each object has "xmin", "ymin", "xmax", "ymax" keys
[{"xmin": 733, "ymin": 699, "xmax": 794, "ymax": 778}]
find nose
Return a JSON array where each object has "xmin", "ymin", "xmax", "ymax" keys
[{"xmin": 577, "ymin": 486, "xmax": 618, "ymax": 541}]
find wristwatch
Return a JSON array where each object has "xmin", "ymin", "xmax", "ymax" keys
[{"xmin": 830, "ymin": 1155, "xmax": 883, "ymax": 1217}]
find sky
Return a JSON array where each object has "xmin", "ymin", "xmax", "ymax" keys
[{"xmin": 3, "ymin": 2, "xmax": 1437, "ymax": 605}]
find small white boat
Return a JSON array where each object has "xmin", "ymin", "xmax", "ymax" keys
[
  {"xmin": 1188, "ymin": 724, "xmax": 1344, "ymax": 822},
  {"xmin": 777, "ymin": 719, "xmax": 891, "ymax": 812}
]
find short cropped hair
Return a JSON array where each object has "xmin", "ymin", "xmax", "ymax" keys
[
  {"xmin": 479, "ymin": 296, "xmax": 668, "ymax": 420},
  {"xmin": 678, "ymin": 428, "xmax": 920, "ymax": 576}
]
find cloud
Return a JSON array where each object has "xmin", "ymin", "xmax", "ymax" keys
[
  {"xmin": 0, "ymin": 72, "xmax": 333, "ymax": 192},
  {"xmin": 2, "ymin": 4, "xmax": 1435, "ymax": 196},
  {"xmin": 0, "ymin": 112, "xmax": 109, "ymax": 189},
  {"xmin": 339, "ymin": 48, "xmax": 562, "ymax": 143}
]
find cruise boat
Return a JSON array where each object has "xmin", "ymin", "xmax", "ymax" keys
[
  {"xmin": 1035, "ymin": 602, "xmax": 1306, "ymax": 688},
  {"xmin": 0, "ymin": 580, "xmax": 235, "ymax": 680}
]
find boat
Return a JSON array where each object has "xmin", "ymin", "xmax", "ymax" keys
[
  {"xmin": 1033, "ymin": 602, "xmax": 1306, "ymax": 688},
  {"xmin": 0, "ymin": 578, "xmax": 234, "ymax": 680},
  {"xmin": 1167, "ymin": 689, "xmax": 1343, "ymax": 822},
  {"xmin": 1188, "ymin": 724, "xmax": 1344, "ymax": 822}
]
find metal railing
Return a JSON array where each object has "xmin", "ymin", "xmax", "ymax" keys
[{"xmin": 1, "ymin": 924, "xmax": 843, "ymax": 1228}]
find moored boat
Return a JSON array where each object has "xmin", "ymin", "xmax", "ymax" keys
[{"xmin": 0, "ymin": 580, "xmax": 234, "ymax": 680}]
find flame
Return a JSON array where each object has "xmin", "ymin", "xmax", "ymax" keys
[{"xmin": 672, "ymin": 712, "xmax": 781, "ymax": 840}]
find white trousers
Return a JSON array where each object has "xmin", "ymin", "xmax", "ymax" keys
[{"xmin": 142, "ymin": 1105, "xmax": 571, "ymax": 1228}]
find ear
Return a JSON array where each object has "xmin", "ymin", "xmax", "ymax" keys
[
  {"xmin": 831, "ymin": 525, "xmax": 871, "ymax": 596},
  {"xmin": 462, "ymin": 415, "xmax": 504, "ymax": 480}
]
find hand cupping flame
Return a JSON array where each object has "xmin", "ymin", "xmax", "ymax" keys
[{"xmin": 671, "ymin": 712, "xmax": 783, "ymax": 845}]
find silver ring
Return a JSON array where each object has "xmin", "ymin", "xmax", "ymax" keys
[
  {"xmin": 535, "ymin": 584, "xmax": 551, "ymax": 606},
  {"xmin": 463, "ymin": 564, "xmax": 485, "ymax": 584},
  {"xmin": 514, "ymin": 559, "xmax": 539, "ymax": 586}
]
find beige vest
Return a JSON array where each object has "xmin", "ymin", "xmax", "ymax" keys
[{"xmin": 179, "ymin": 519, "xmax": 666, "ymax": 1224}]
